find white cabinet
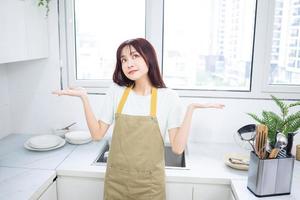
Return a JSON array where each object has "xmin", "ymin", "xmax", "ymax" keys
[
  {"xmin": 57, "ymin": 176, "xmax": 104, "ymax": 200},
  {"xmin": 166, "ymin": 182, "xmax": 193, "ymax": 200},
  {"xmin": 0, "ymin": 0, "xmax": 48, "ymax": 64},
  {"xmin": 229, "ymin": 191, "xmax": 236, "ymax": 200},
  {"xmin": 38, "ymin": 181, "xmax": 57, "ymax": 200},
  {"xmin": 193, "ymin": 183, "xmax": 232, "ymax": 200},
  {"xmin": 56, "ymin": 176, "xmax": 235, "ymax": 200}
]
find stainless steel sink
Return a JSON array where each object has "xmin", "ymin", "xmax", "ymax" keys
[{"xmin": 92, "ymin": 141, "xmax": 188, "ymax": 170}]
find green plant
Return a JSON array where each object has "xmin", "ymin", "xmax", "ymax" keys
[
  {"xmin": 38, "ymin": 0, "xmax": 50, "ymax": 16},
  {"xmin": 247, "ymin": 95, "xmax": 300, "ymax": 146}
]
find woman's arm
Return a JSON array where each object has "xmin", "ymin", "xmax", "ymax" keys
[
  {"xmin": 169, "ymin": 103, "xmax": 224, "ymax": 154},
  {"xmin": 52, "ymin": 87, "xmax": 110, "ymax": 140}
]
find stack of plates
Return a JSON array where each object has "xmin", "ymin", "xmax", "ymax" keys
[
  {"xmin": 65, "ymin": 131, "xmax": 92, "ymax": 145},
  {"xmin": 24, "ymin": 135, "xmax": 65, "ymax": 151}
]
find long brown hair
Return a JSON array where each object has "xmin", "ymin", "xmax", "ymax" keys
[{"xmin": 113, "ymin": 38, "xmax": 166, "ymax": 88}]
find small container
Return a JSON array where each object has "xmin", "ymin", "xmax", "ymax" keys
[
  {"xmin": 247, "ymin": 151, "xmax": 294, "ymax": 197},
  {"xmin": 296, "ymin": 144, "xmax": 300, "ymax": 161}
]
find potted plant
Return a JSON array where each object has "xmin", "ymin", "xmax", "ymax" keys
[
  {"xmin": 38, "ymin": 0, "xmax": 50, "ymax": 16},
  {"xmin": 247, "ymin": 95, "xmax": 300, "ymax": 146}
]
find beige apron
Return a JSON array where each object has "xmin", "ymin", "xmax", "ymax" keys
[{"xmin": 104, "ymin": 87, "xmax": 166, "ymax": 200}]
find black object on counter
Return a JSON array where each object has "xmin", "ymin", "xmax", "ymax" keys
[{"xmin": 286, "ymin": 133, "xmax": 295, "ymax": 157}]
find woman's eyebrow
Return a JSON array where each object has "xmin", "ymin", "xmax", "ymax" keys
[{"xmin": 130, "ymin": 51, "xmax": 138, "ymax": 55}]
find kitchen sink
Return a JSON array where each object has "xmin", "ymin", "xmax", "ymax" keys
[{"xmin": 92, "ymin": 140, "xmax": 189, "ymax": 170}]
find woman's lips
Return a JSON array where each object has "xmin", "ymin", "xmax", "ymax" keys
[{"xmin": 128, "ymin": 70, "xmax": 138, "ymax": 75}]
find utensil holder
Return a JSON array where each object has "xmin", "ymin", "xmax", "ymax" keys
[{"xmin": 247, "ymin": 151, "xmax": 294, "ymax": 197}]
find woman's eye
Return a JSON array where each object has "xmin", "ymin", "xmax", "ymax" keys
[
  {"xmin": 132, "ymin": 54, "xmax": 139, "ymax": 59},
  {"xmin": 121, "ymin": 58, "xmax": 126, "ymax": 63}
]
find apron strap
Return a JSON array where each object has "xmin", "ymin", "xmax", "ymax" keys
[
  {"xmin": 116, "ymin": 87, "xmax": 131, "ymax": 114},
  {"xmin": 150, "ymin": 87, "xmax": 157, "ymax": 117},
  {"xmin": 116, "ymin": 86, "xmax": 157, "ymax": 117}
]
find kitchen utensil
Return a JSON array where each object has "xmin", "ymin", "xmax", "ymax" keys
[
  {"xmin": 236, "ymin": 124, "xmax": 256, "ymax": 151},
  {"xmin": 269, "ymin": 133, "xmax": 288, "ymax": 159},
  {"xmin": 62, "ymin": 122, "xmax": 77, "ymax": 130},
  {"xmin": 276, "ymin": 133, "xmax": 288, "ymax": 148},
  {"xmin": 255, "ymin": 124, "xmax": 268, "ymax": 159},
  {"xmin": 52, "ymin": 122, "xmax": 77, "ymax": 138}
]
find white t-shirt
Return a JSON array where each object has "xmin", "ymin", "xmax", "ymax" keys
[{"xmin": 99, "ymin": 83, "xmax": 183, "ymax": 141}]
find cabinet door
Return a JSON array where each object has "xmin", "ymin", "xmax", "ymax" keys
[
  {"xmin": 38, "ymin": 181, "xmax": 57, "ymax": 200},
  {"xmin": 57, "ymin": 176, "xmax": 104, "ymax": 200},
  {"xmin": 166, "ymin": 182, "xmax": 193, "ymax": 200},
  {"xmin": 0, "ymin": 0, "xmax": 27, "ymax": 63},
  {"xmin": 24, "ymin": 0, "xmax": 48, "ymax": 59},
  {"xmin": 0, "ymin": 0, "xmax": 48, "ymax": 64},
  {"xmin": 193, "ymin": 184, "xmax": 231, "ymax": 200}
]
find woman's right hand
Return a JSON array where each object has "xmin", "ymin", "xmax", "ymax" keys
[{"xmin": 52, "ymin": 87, "xmax": 87, "ymax": 98}]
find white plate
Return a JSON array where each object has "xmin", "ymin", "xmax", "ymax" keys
[
  {"xmin": 65, "ymin": 137, "xmax": 92, "ymax": 145},
  {"xmin": 65, "ymin": 131, "xmax": 91, "ymax": 142},
  {"xmin": 28, "ymin": 135, "xmax": 62, "ymax": 149},
  {"xmin": 24, "ymin": 138, "xmax": 65, "ymax": 151},
  {"xmin": 224, "ymin": 153, "xmax": 250, "ymax": 171}
]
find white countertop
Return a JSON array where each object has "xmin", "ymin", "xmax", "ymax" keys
[
  {"xmin": 0, "ymin": 167, "xmax": 56, "ymax": 200},
  {"xmin": 1, "ymin": 134, "xmax": 300, "ymax": 200},
  {"xmin": 0, "ymin": 134, "xmax": 76, "ymax": 169},
  {"xmin": 0, "ymin": 134, "xmax": 75, "ymax": 200}
]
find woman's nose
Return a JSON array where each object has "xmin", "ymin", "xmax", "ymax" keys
[{"xmin": 127, "ymin": 59, "xmax": 134, "ymax": 68}]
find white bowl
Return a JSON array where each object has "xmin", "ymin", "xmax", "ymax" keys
[{"xmin": 65, "ymin": 131, "xmax": 91, "ymax": 142}]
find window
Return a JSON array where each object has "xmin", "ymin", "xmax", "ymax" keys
[
  {"xmin": 267, "ymin": 0, "xmax": 300, "ymax": 86},
  {"xmin": 74, "ymin": 0, "xmax": 145, "ymax": 80},
  {"xmin": 63, "ymin": 0, "xmax": 145, "ymax": 88},
  {"xmin": 60, "ymin": 0, "xmax": 300, "ymax": 98},
  {"xmin": 163, "ymin": 0, "xmax": 256, "ymax": 91}
]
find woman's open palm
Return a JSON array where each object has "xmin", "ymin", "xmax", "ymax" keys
[{"xmin": 52, "ymin": 87, "xmax": 87, "ymax": 97}]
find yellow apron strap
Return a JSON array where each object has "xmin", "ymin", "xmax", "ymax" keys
[
  {"xmin": 116, "ymin": 87, "xmax": 131, "ymax": 114},
  {"xmin": 150, "ymin": 87, "xmax": 157, "ymax": 117}
]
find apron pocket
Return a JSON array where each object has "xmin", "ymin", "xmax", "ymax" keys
[
  {"xmin": 104, "ymin": 166, "xmax": 129, "ymax": 200},
  {"xmin": 128, "ymin": 170, "xmax": 153, "ymax": 200}
]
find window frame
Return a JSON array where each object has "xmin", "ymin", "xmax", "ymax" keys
[{"xmin": 59, "ymin": 0, "xmax": 300, "ymax": 99}]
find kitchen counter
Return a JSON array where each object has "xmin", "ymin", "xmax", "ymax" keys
[
  {"xmin": 0, "ymin": 167, "xmax": 56, "ymax": 200},
  {"xmin": 1, "ymin": 134, "xmax": 300, "ymax": 200},
  {"xmin": 0, "ymin": 134, "xmax": 76, "ymax": 200}
]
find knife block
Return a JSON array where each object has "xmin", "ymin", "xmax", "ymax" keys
[{"xmin": 247, "ymin": 151, "xmax": 295, "ymax": 197}]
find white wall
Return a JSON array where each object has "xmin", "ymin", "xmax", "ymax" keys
[
  {"xmin": 0, "ymin": 65, "xmax": 11, "ymax": 139},
  {"xmin": 2, "ymin": 1, "xmax": 300, "ymax": 153}
]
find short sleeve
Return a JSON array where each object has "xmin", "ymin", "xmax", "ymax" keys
[
  {"xmin": 166, "ymin": 90, "xmax": 183, "ymax": 130},
  {"xmin": 98, "ymin": 84, "xmax": 115, "ymax": 125}
]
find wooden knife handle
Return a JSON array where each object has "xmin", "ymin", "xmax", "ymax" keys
[{"xmin": 269, "ymin": 148, "xmax": 280, "ymax": 159}]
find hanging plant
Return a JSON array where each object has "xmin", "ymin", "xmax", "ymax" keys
[{"xmin": 38, "ymin": 0, "xmax": 50, "ymax": 17}]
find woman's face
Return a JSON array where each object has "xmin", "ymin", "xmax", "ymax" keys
[{"xmin": 120, "ymin": 45, "xmax": 149, "ymax": 81}]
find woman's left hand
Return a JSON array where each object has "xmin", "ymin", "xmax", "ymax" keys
[{"xmin": 189, "ymin": 103, "xmax": 225, "ymax": 109}]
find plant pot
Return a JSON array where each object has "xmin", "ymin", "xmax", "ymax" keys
[{"xmin": 247, "ymin": 151, "xmax": 295, "ymax": 197}]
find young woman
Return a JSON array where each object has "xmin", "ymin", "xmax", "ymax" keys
[{"xmin": 53, "ymin": 38, "xmax": 224, "ymax": 200}]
